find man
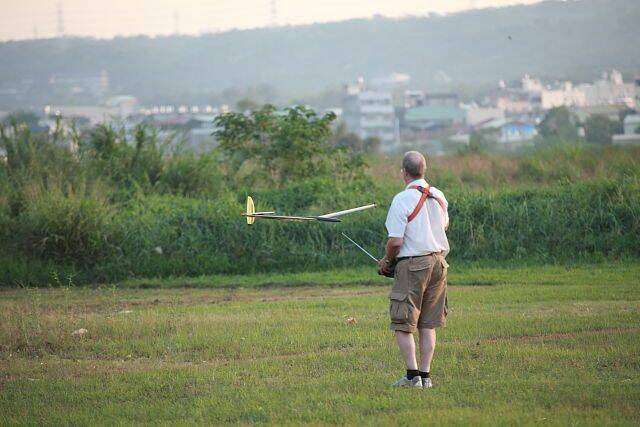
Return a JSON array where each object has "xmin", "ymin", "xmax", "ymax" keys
[{"xmin": 378, "ymin": 151, "xmax": 450, "ymax": 389}]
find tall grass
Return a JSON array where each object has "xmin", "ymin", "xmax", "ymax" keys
[
  {"xmin": 369, "ymin": 144, "xmax": 640, "ymax": 190},
  {"xmin": 1, "ymin": 121, "xmax": 639, "ymax": 286},
  {"xmin": 1, "ymin": 178, "xmax": 638, "ymax": 286}
]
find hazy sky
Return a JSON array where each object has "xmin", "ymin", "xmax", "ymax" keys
[{"xmin": 1, "ymin": 0, "xmax": 543, "ymax": 41}]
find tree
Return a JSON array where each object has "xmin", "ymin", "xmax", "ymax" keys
[
  {"xmin": 584, "ymin": 114, "xmax": 619, "ymax": 145},
  {"xmin": 214, "ymin": 105, "xmax": 364, "ymax": 187},
  {"xmin": 330, "ymin": 122, "xmax": 381, "ymax": 154},
  {"xmin": 236, "ymin": 98, "xmax": 260, "ymax": 112},
  {"xmin": 468, "ymin": 128, "xmax": 499, "ymax": 153},
  {"xmin": 537, "ymin": 107, "xmax": 579, "ymax": 141}
]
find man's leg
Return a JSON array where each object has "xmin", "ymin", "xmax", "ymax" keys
[
  {"xmin": 395, "ymin": 331, "xmax": 418, "ymax": 370},
  {"xmin": 418, "ymin": 328, "xmax": 436, "ymax": 372}
]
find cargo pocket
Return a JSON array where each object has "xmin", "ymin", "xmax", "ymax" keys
[
  {"xmin": 389, "ymin": 291, "xmax": 413, "ymax": 324},
  {"xmin": 444, "ymin": 294, "xmax": 449, "ymax": 317},
  {"xmin": 440, "ymin": 255, "xmax": 449, "ymax": 269}
]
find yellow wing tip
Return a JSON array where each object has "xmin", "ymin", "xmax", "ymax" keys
[{"xmin": 246, "ymin": 196, "xmax": 255, "ymax": 225}]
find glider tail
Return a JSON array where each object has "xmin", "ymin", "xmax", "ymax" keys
[{"xmin": 246, "ymin": 196, "xmax": 256, "ymax": 225}]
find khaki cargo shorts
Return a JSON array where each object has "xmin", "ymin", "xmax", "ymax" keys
[{"xmin": 389, "ymin": 253, "xmax": 449, "ymax": 333}]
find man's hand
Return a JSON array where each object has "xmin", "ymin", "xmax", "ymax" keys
[
  {"xmin": 378, "ymin": 257, "xmax": 390, "ymax": 275},
  {"xmin": 379, "ymin": 237, "xmax": 403, "ymax": 275}
]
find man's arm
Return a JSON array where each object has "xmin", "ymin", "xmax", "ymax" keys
[{"xmin": 378, "ymin": 237, "xmax": 403, "ymax": 274}]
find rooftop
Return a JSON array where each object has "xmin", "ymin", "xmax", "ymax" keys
[{"xmin": 404, "ymin": 105, "xmax": 466, "ymax": 123}]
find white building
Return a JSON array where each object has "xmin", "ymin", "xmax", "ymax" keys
[
  {"xmin": 541, "ymin": 82, "xmax": 586, "ymax": 110},
  {"xmin": 343, "ymin": 80, "xmax": 397, "ymax": 148},
  {"xmin": 578, "ymin": 70, "xmax": 636, "ymax": 108},
  {"xmin": 521, "ymin": 70, "xmax": 638, "ymax": 111},
  {"xmin": 522, "ymin": 75, "xmax": 544, "ymax": 93}
]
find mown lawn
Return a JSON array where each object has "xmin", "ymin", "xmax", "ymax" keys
[{"xmin": 1, "ymin": 264, "xmax": 639, "ymax": 425}]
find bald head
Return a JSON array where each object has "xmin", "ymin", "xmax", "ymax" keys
[{"xmin": 402, "ymin": 151, "xmax": 427, "ymax": 179}]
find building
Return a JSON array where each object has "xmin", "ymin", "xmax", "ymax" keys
[
  {"xmin": 423, "ymin": 93, "xmax": 459, "ymax": 108},
  {"xmin": 45, "ymin": 95, "xmax": 139, "ymax": 127},
  {"xmin": 623, "ymin": 114, "xmax": 640, "ymax": 135},
  {"xmin": 612, "ymin": 111, "xmax": 640, "ymax": 144},
  {"xmin": 577, "ymin": 70, "xmax": 636, "ymax": 108},
  {"xmin": 518, "ymin": 70, "xmax": 639, "ymax": 111},
  {"xmin": 476, "ymin": 118, "xmax": 538, "ymax": 144},
  {"xmin": 573, "ymin": 105, "xmax": 626, "ymax": 124},
  {"xmin": 465, "ymin": 106, "xmax": 505, "ymax": 127},
  {"xmin": 105, "ymin": 96, "xmax": 139, "ymax": 118},
  {"xmin": 342, "ymin": 80, "xmax": 397, "ymax": 148},
  {"xmin": 494, "ymin": 91, "xmax": 534, "ymax": 114},
  {"xmin": 499, "ymin": 121, "xmax": 537, "ymax": 143},
  {"xmin": 404, "ymin": 90, "xmax": 425, "ymax": 108},
  {"xmin": 403, "ymin": 105, "xmax": 466, "ymax": 132},
  {"xmin": 541, "ymin": 82, "xmax": 586, "ymax": 110},
  {"xmin": 44, "ymin": 105, "xmax": 118, "ymax": 126}
]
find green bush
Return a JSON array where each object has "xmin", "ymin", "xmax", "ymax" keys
[
  {"xmin": 1, "ymin": 178, "xmax": 638, "ymax": 286},
  {"xmin": 13, "ymin": 189, "xmax": 116, "ymax": 266}
]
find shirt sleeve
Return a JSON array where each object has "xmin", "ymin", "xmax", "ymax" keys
[{"xmin": 385, "ymin": 195, "xmax": 408, "ymax": 238}]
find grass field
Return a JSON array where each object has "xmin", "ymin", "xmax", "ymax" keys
[{"xmin": 1, "ymin": 263, "xmax": 639, "ymax": 425}]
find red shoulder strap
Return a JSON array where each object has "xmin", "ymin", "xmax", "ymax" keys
[
  {"xmin": 407, "ymin": 185, "xmax": 430, "ymax": 222},
  {"xmin": 406, "ymin": 185, "xmax": 447, "ymax": 223}
]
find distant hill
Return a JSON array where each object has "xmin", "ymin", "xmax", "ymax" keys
[{"xmin": 0, "ymin": 0, "xmax": 638, "ymax": 108}]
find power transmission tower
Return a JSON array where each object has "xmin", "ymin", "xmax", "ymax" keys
[
  {"xmin": 269, "ymin": 0, "xmax": 277, "ymax": 27},
  {"xmin": 56, "ymin": 3, "xmax": 65, "ymax": 37},
  {"xmin": 174, "ymin": 10, "xmax": 180, "ymax": 34}
]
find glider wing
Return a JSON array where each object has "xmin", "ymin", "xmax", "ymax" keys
[
  {"xmin": 317, "ymin": 204, "xmax": 376, "ymax": 219},
  {"xmin": 243, "ymin": 196, "xmax": 373, "ymax": 224},
  {"xmin": 242, "ymin": 214, "xmax": 340, "ymax": 222}
]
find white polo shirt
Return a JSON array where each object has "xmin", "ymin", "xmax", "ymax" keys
[{"xmin": 385, "ymin": 178, "xmax": 450, "ymax": 258}]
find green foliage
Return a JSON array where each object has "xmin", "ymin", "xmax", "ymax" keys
[
  {"xmin": 2, "ymin": 112, "xmax": 640, "ymax": 286},
  {"xmin": 537, "ymin": 107, "xmax": 579, "ymax": 141},
  {"xmin": 2, "ymin": 178, "xmax": 639, "ymax": 286},
  {"xmin": 235, "ymin": 97, "xmax": 261, "ymax": 112},
  {"xmin": 14, "ymin": 188, "xmax": 116, "ymax": 266},
  {"xmin": 215, "ymin": 105, "xmax": 364, "ymax": 188},
  {"xmin": 331, "ymin": 122, "xmax": 381, "ymax": 154},
  {"xmin": 584, "ymin": 114, "xmax": 620, "ymax": 144},
  {"xmin": 81, "ymin": 124, "xmax": 168, "ymax": 191}
]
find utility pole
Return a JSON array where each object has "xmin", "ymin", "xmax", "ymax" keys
[
  {"xmin": 269, "ymin": 0, "xmax": 277, "ymax": 27},
  {"xmin": 56, "ymin": 3, "xmax": 65, "ymax": 37}
]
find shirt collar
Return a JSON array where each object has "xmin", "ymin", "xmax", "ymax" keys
[{"xmin": 405, "ymin": 178, "xmax": 428, "ymax": 189}]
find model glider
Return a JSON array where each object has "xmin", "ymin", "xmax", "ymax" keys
[{"xmin": 243, "ymin": 196, "xmax": 375, "ymax": 225}]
